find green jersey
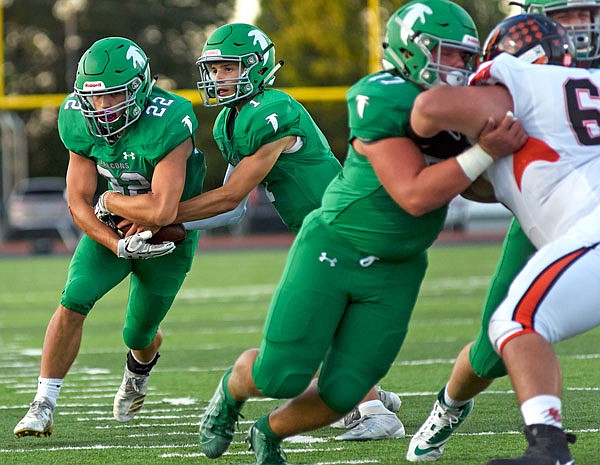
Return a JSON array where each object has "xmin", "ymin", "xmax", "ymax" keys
[
  {"xmin": 213, "ymin": 89, "xmax": 342, "ymax": 232},
  {"xmin": 58, "ymin": 86, "xmax": 205, "ymax": 201},
  {"xmin": 320, "ymin": 71, "xmax": 447, "ymax": 261}
]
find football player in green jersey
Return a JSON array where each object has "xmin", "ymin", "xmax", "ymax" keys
[
  {"xmin": 13, "ymin": 37, "xmax": 206, "ymax": 438},
  {"xmin": 407, "ymin": 1, "xmax": 600, "ymax": 461},
  {"xmin": 196, "ymin": 2, "xmax": 526, "ymax": 464},
  {"xmin": 181, "ymin": 23, "xmax": 405, "ymax": 442},
  {"xmin": 176, "ymin": 22, "xmax": 341, "ymax": 233}
]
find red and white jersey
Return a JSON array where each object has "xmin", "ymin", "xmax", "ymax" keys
[{"xmin": 473, "ymin": 54, "xmax": 600, "ymax": 249}]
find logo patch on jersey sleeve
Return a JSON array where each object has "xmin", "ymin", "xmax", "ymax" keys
[
  {"xmin": 265, "ymin": 113, "xmax": 279, "ymax": 132},
  {"xmin": 356, "ymin": 95, "xmax": 370, "ymax": 119}
]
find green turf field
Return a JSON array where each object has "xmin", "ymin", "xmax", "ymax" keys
[{"xmin": 1, "ymin": 244, "xmax": 599, "ymax": 464}]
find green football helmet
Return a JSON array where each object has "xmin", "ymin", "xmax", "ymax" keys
[
  {"xmin": 383, "ymin": 0, "xmax": 480, "ymax": 88},
  {"xmin": 74, "ymin": 37, "xmax": 153, "ymax": 141},
  {"xmin": 523, "ymin": 0, "xmax": 600, "ymax": 63},
  {"xmin": 196, "ymin": 23, "xmax": 283, "ymax": 107}
]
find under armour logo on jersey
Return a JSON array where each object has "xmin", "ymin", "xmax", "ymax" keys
[
  {"xmin": 249, "ymin": 100, "xmax": 260, "ymax": 108},
  {"xmin": 359, "ymin": 255, "xmax": 379, "ymax": 267},
  {"xmin": 319, "ymin": 252, "xmax": 337, "ymax": 267},
  {"xmin": 123, "ymin": 152, "xmax": 135, "ymax": 160},
  {"xmin": 356, "ymin": 95, "xmax": 370, "ymax": 119},
  {"xmin": 396, "ymin": 4, "xmax": 433, "ymax": 46},
  {"xmin": 126, "ymin": 46, "xmax": 146, "ymax": 69},
  {"xmin": 182, "ymin": 115, "xmax": 193, "ymax": 134},
  {"xmin": 266, "ymin": 113, "xmax": 279, "ymax": 132}
]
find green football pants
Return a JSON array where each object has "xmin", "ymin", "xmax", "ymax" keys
[{"xmin": 252, "ymin": 214, "xmax": 427, "ymax": 413}]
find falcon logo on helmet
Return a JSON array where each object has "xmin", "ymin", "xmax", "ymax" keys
[
  {"xmin": 126, "ymin": 46, "xmax": 146, "ymax": 70},
  {"xmin": 398, "ymin": 4, "xmax": 434, "ymax": 45}
]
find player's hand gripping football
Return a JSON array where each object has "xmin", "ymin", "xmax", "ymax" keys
[
  {"xmin": 94, "ymin": 191, "xmax": 122, "ymax": 233},
  {"xmin": 117, "ymin": 230, "xmax": 175, "ymax": 259}
]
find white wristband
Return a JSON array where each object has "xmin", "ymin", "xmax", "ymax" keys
[{"xmin": 455, "ymin": 144, "xmax": 494, "ymax": 182}]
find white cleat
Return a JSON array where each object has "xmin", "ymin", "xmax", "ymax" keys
[
  {"xmin": 14, "ymin": 398, "xmax": 54, "ymax": 437},
  {"xmin": 113, "ymin": 367, "xmax": 150, "ymax": 422},
  {"xmin": 331, "ymin": 387, "xmax": 401, "ymax": 429},
  {"xmin": 406, "ymin": 392, "xmax": 473, "ymax": 462},
  {"xmin": 378, "ymin": 387, "xmax": 401, "ymax": 413},
  {"xmin": 335, "ymin": 412, "xmax": 406, "ymax": 441}
]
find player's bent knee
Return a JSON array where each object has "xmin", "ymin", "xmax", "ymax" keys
[
  {"xmin": 469, "ymin": 333, "xmax": 508, "ymax": 379},
  {"xmin": 255, "ymin": 373, "xmax": 312, "ymax": 399},
  {"xmin": 253, "ymin": 369, "xmax": 313, "ymax": 399},
  {"xmin": 320, "ymin": 382, "xmax": 368, "ymax": 414},
  {"xmin": 122, "ymin": 326, "xmax": 157, "ymax": 351},
  {"xmin": 488, "ymin": 317, "xmax": 528, "ymax": 353}
]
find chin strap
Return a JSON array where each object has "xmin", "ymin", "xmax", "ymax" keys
[
  {"xmin": 261, "ymin": 60, "xmax": 285, "ymax": 89},
  {"xmin": 508, "ymin": 1, "xmax": 526, "ymax": 10}
]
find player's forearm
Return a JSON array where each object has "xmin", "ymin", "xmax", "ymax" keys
[
  {"xmin": 411, "ymin": 86, "xmax": 513, "ymax": 140},
  {"xmin": 175, "ymin": 187, "xmax": 245, "ymax": 223},
  {"xmin": 104, "ymin": 191, "xmax": 178, "ymax": 227},
  {"xmin": 410, "ymin": 89, "xmax": 467, "ymax": 138},
  {"xmin": 183, "ymin": 194, "xmax": 248, "ymax": 230},
  {"xmin": 70, "ymin": 200, "xmax": 120, "ymax": 253},
  {"xmin": 393, "ymin": 161, "xmax": 473, "ymax": 216}
]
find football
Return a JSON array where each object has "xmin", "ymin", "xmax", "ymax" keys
[
  {"xmin": 116, "ymin": 218, "xmax": 186, "ymax": 244},
  {"xmin": 149, "ymin": 223, "xmax": 187, "ymax": 244}
]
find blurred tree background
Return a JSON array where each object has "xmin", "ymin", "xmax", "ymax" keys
[{"xmin": 2, "ymin": 0, "xmax": 513, "ymax": 192}]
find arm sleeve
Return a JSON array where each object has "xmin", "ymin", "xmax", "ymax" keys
[
  {"xmin": 183, "ymin": 164, "xmax": 247, "ymax": 230},
  {"xmin": 183, "ymin": 195, "xmax": 248, "ymax": 230}
]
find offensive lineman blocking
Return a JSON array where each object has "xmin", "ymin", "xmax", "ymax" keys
[
  {"xmin": 197, "ymin": 2, "xmax": 525, "ymax": 464},
  {"xmin": 410, "ymin": 13, "xmax": 600, "ymax": 465}
]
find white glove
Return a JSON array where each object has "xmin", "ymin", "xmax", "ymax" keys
[
  {"xmin": 94, "ymin": 191, "xmax": 112, "ymax": 218},
  {"xmin": 95, "ymin": 191, "xmax": 124, "ymax": 236},
  {"xmin": 117, "ymin": 231, "xmax": 175, "ymax": 259}
]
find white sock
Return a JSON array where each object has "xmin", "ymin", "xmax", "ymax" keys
[
  {"xmin": 34, "ymin": 377, "xmax": 63, "ymax": 407},
  {"xmin": 443, "ymin": 386, "xmax": 471, "ymax": 409},
  {"xmin": 521, "ymin": 395, "xmax": 562, "ymax": 428},
  {"xmin": 358, "ymin": 399, "xmax": 389, "ymax": 416}
]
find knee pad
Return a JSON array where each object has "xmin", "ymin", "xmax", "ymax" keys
[
  {"xmin": 253, "ymin": 369, "xmax": 313, "ymax": 399},
  {"xmin": 469, "ymin": 330, "xmax": 508, "ymax": 379},
  {"xmin": 318, "ymin": 371, "xmax": 374, "ymax": 414},
  {"xmin": 122, "ymin": 324, "xmax": 157, "ymax": 351},
  {"xmin": 252, "ymin": 342, "xmax": 319, "ymax": 399}
]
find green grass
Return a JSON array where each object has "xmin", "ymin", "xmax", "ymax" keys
[{"xmin": 1, "ymin": 244, "xmax": 599, "ymax": 464}]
